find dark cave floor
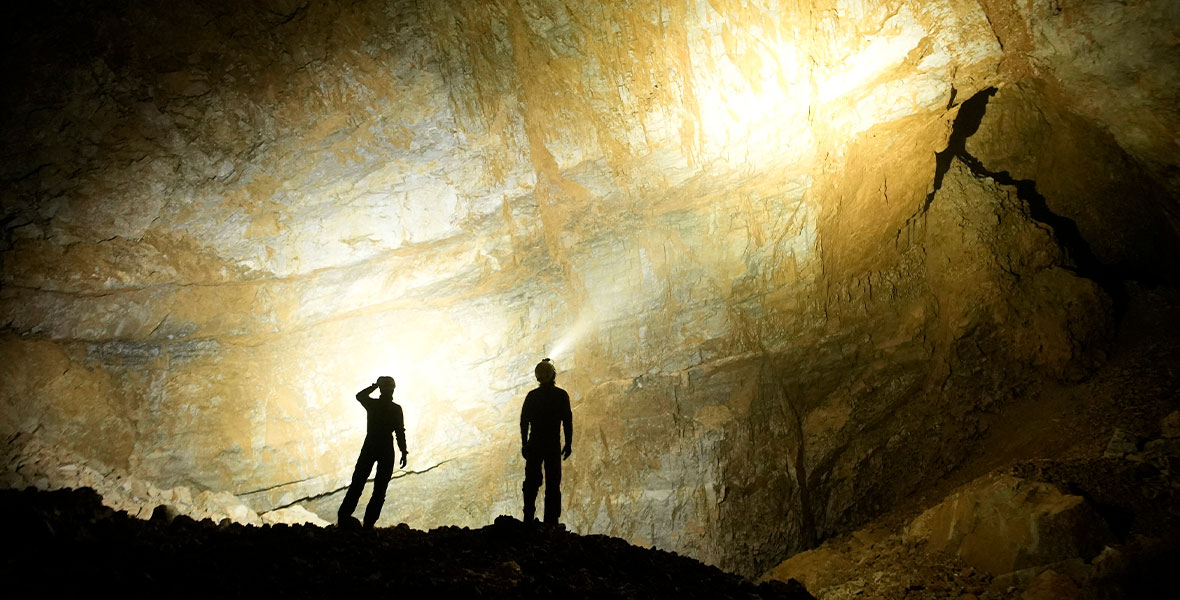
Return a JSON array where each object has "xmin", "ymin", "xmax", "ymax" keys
[{"xmin": 2, "ymin": 485, "xmax": 813, "ymax": 599}]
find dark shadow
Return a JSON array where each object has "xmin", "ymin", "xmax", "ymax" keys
[
  {"xmin": 921, "ymin": 87, "xmax": 997, "ymax": 214},
  {"xmin": 924, "ymin": 87, "xmax": 1127, "ymax": 316}
]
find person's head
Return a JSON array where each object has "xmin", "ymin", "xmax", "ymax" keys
[
  {"xmin": 534, "ymin": 358, "xmax": 556, "ymax": 384},
  {"xmin": 376, "ymin": 375, "xmax": 396, "ymax": 395}
]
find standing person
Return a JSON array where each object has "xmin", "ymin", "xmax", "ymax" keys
[
  {"xmin": 338, "ymin": 376, "xmax": 408, "ymax": 529},
  {"xmin": 520, "ymin": 358, "xmax": 573, "ymax": 525}
]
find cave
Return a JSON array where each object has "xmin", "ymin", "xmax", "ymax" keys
[{"xmin": 3, "ymin": 0, "xmax": 1179, "ymax": 597}]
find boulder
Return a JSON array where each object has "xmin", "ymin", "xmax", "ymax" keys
[
  {"xmin": 904, "ymin": 473, "xmax": 1111, "ymax": 575},
  {"xmin": 261, "ymin": 504, "xmax": 331, "ymax": 527},
  {"xmin": 759, "ymin": 546, "xmax": 851, "ymax": 593}
]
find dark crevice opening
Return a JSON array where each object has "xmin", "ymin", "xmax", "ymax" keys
[
  {"xmin": 921, "ymin": 87, "xmax": 996, "ymax": 214},
  {"xmin": 925, "ymin": 87, "xmax": 1126, "ymax": 314},
  {"xmin": 957, "ymin": 149, "xmax": 1123, "ymax": 306}
]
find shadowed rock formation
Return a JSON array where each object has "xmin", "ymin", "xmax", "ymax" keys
[{"xmin": 3, "ymin": 486, "xmax": 812, "ymax": 599}]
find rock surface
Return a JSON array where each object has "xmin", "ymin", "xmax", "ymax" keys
[
  {"xmin": 903, "ymin": 473, "xmax": 1110, "ymax": 575},
  {"xmin": 763, "ymin": 449, "xmax": 1180, "ymax": 599},
  {"xmin": 759, "ymin": 322, "xmax": 1180, "ymax": 598},
  {"xmin": 1, "ymin": 0, "xmax": 1178, "ymax": 579},
  {"xmin": 3, "ymin": 485, "xmax": 812, "ymax": 599}
]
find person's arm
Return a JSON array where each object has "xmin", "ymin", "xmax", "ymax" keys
[
  {"xmin": 394, "ymin": 405, "xmax": 408, "ymax": 468},
  {"xmin": 561, "ymin": 393, "xmax": 573, "ymax": 460},
  {"xmin": 356, "ymin": 383, "xmax": 378, "ymax": 404},
  {"xmin": 520, "ymin": 397, "xmax": 530, "ymax": 458}
]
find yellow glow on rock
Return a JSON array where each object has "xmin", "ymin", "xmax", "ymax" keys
[{"xmin": 323, "ymin": 300, "xmax": 520, "ymax": 482}]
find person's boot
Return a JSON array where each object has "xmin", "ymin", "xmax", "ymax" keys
[
  {"xmin": 362, "ymin": 506, "xmax": 381, "ymax": 529},
  {"xmin": 338, "ymin": 515, "xmax": 361, "ymax": 530},
  {"xmin": 543, "ymin": 490, "xmax": 561, "ymax": 526},
  {"xmin": 363, "ymin": 502, "xmax": 383, "ymax": 529}
]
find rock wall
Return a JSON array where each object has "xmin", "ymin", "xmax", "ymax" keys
[{"xmin": 2, "ymin": 0, "xmax": 1177, "ymax": 576}]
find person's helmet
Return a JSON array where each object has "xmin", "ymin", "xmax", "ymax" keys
[
  {"xmin": 534, "ymin": 358, "xmax": 556, "ymax": 383},
  {"xmin": 376, "ymin": 375, "xmax": 396, "ymax": 391}
]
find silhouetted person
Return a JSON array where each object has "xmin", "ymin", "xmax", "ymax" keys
[
  {"xmin": 520, "ymin": 358, "xmax": 572, "ymax": 525},
  {"xmin": 338, "ymin": 376, "xmax": 408, "ymax": 529}
]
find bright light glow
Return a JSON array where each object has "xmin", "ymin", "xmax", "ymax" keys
[
  {"xmin": 684, "ymin": 3, "xmax": 946, "ymax": 166},
  {"xmin": 280, "ymin": 0, "xmax": 969, "ymax": 527},
  {"xmin": 314, "ymin": 289, "xmax": 519, "ymax": 488},
  {"xmin": 546, "ymin": 311, "xmax": 596, "ymax": 361},
  {"xmin": 691, "ymin": 30, "xmax": 813, "ymax": 168},
  {"xmin": 816, "ymin": 23, "xmax": 924, "ymax": 104}
]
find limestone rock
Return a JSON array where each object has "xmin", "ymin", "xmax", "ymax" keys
[
  {"xmin": 964, "ymin": 81, "xmax": 1180, "ymax": 283},
  {"xmin": 759, "ymin": 546, "xmax": 852, "ymax": 593},
  {"xmin": 1, "ymin": 0, "xmax": 1177, "ymax": 579},
  {"xmin": 1103, "ymin": 428, "xmax": 1140, "ymax": 458},
  {"xmin": 261, "ymin": 504, "xmax": 331, "ymax": 527},
  {"xmin": 1000, "ymin": 0, "xmax": 1180, "ymax": 196},
  {"xmin": 1, "ymin": 434, "xmax": 261, "ymax": 525},
  {"xmin": 903, "ymin": 473, "xmax": 1112, "ymax": 575},
  {"xmin": 1161, "ymin": 411, "xmax": 1180, "ymax": 439},
  {"xmin": 1020, "ymin": 569, "xmax": 1081, "ymax": 600},
  {"xmin": 150, "ymin": 503, "xmax": 181, "ymax": 524}
]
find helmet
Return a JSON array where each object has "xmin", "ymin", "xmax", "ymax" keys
[{"xmin": 534, "ymin": 358, "xmax": 556, "ymax": 383}]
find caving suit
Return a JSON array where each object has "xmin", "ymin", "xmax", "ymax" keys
[
  {"xmin": 520, "ymin": 382, "xmax": 572, "ymax": 524},
  {"xmin": 338, "ymin": 384, "xmax": 407, "ymax": 527}
]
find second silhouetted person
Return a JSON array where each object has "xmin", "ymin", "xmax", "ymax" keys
[{"xmin": 520, "ymin": 358, "xmax": 572, "ymax": 525}]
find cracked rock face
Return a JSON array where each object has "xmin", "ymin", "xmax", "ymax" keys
[{"xmin": 2, "ymin": 0, "xmax": 1178, "ymax": 577}]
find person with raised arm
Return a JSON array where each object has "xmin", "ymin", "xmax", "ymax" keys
[{"xmin": 338, "ymin": 376, "xmax": 407, "ymax": 529}]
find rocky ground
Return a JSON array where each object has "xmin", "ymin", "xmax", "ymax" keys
[
  {"xmin": 2, "ymin": 486, "xmax": 813, "ymax": 599},
  {"xmin": 760, "ymin": 287, "xmax": 1180, "ymax": 599},
  {"xmin": 762, "ymin": 449, "xmax": 1180, "ymax": 599}
]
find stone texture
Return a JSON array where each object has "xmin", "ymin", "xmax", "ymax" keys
[
  {"xmin": 759, "ymin": 336, "xmax": 1180, "ymax": 598},
  {"xmin": 904, "ymin": 473, "xmax": 1111, "ymax": 575},
  {"xmin": 988, "ymin": 0, "xmax": 1180, "ymax": 197},
  {"xmin": 1103, "ymin": 428, "xmax": 1140, "ymax": 458},
  {"xmin": 261, "ymin": 504, "xmax": 331, "ymax": 527},
  {"xmin": 1020, "ymin": 570, "xmax": 1081, "ymax": 600},
  {"xmin": 760, "ymin": 546, "xmax": 853, "ymax": 594},
  {"xmin": 964, "ymin": 81, "xmax": 1180, "ymax": 283},
  {"xmin": 1, "ymin": 0, "xmax": 1178, "ymax": 579},
  {"xmin": 1162, "ymin": 411, "xmax": 1180, "ymax": 439},
  {"xmin": 1, "ymin": 434, "xmax": 261, "ymax": 525}
]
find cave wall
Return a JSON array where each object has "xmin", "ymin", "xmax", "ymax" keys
[{"xmin": 2, "ymin": 0, "xmax": 1178, "ymax": 576}]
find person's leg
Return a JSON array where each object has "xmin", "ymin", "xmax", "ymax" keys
[
  {"xmin": 363, "ymin": 444, "xmax": 396, "ymax": 528},
  {"xmin": 542, "ymin": 452, "xmax": 562, "ymax": 525},
  {"xmin": 339, "ymin": 443, "xmax": 376, "ymax": 521},
  {"xmin": 522, "ymin": 450, "xmax": 543, "ymax": 522}
]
